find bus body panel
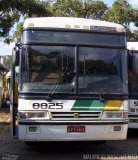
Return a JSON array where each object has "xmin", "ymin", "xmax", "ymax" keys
[
  {"xmin": 18, "ymin": 99, "xmax": 128, "ymax": 111},
  {"xmin": 18, "ymin": 124, "xmax": 128, "ymax": 141},
  {"xmin": 18, "ymin": 99, "xmax": 128, "ymax": 141},
  {"xmin": 128, "ymin": 99, "xmax": 138, "ymax": 128}
]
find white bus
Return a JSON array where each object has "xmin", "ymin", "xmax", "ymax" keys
[
  {"xmin": 127, "ymin": 42, "xmax": 138, "ymax": 128},
  {"xmin": 10, "ymin": 17, "xmax": 128, "ymax": 143}
]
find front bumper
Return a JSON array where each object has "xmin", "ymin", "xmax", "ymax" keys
[{"xmin": 18, "ymin": 121, "xmax": 128, "ymax": 141}]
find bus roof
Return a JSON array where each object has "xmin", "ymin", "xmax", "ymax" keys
[
  {"xmin": 23, "ymin": 17, "xmax": 125, "ymax": 33},
  {"xmin": 127, "ymin": 42, "xmax": 138, "ymax": 50}
]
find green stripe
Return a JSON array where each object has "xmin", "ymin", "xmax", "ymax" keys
[
  {"xmin": 89, "ymin": 100, "xmax": 107, "ymax": 110},
  {"xmin": 71, "ymin": 100, "xmax": 92, "ymax": 110}
]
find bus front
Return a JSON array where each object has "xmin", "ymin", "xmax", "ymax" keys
[
  {"xmin": 16, "ymin": 17, "xmax": 128, "ymax": 142},
  {"xmin": 128, "ymin": 42, "xmax": 138, "ymax": 128}
]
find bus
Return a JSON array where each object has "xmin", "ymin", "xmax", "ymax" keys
[
  {"xmin": 10, "ymin": 17, "xmax": 128, "ymax": 143},
  {"xmin": 127, "ymin": 42, "xmax": 138, "ymax": 128}
]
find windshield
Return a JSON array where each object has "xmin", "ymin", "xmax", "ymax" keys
[
  {"xmin": 20, "ymin": 45, "xmax": 126, "ymax": 94},
  {"xmin": 21, "ymin": 45, "xmax": 75, "ymax": 93},
  {"xmin": 128, "ymin": 52, "xmax": 138, "ymax": 95},
  {"xmin": 78, "ymin": 47, "xmax": 123, "ymax": 94}
]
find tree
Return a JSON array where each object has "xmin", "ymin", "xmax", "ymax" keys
[
  {"xmin": 105, "ymin": 0, "xmax": 138, "ymax": 40},
  {"xmin": 12, "ymin": 22, "xmax": 23, "ymax": 43},
  {"xmin": 51, "ymin": 0, "xmax": 108, "ymax": 19},
  {"xmin": 128, "ymin": 29, "xmax": 138, "ymax": 41},
  {"xmin": 105, "ymin": 0, "xmax": 137, "ymax": 26},
  {"xmin": 3, "ymin": 55, "xmax": 12, "ymax": 69},
  {"xmin": 0, "ymin": 0, "xmax": 51, "ymax": 43}
]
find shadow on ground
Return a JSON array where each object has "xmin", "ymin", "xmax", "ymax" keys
[{"xmin": 127, "ymin": 128, "xmax": 138, "ymax": 138}]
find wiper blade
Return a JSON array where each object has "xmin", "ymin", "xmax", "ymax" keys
[
  {"xmin": 84, "ymin": 69, "xmax": 105, "ymax": 102},
  {"xmin": 46, "ymin": 72, "xmax": 65, "ymax": 102},
  {"xmin": 96, "ymin": 89, "xmax": 105, "ymax": 102},
  {"xmin": 46, "ymin": 53, "xmax": 69, "ymax": 101}
]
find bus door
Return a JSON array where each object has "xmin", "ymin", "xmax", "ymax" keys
[{"xmin": 10, "ymin": 46, "xmax": 19, "ymax": 137}]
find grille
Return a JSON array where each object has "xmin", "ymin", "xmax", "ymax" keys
[{"xmin": 51, "ymin": 111, "xmax": 102, "ymax": 121}]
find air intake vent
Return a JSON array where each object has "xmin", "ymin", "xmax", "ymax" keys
[{"xmin": 51, "ymin": 112, "xmax": 102, "ymax": 121}]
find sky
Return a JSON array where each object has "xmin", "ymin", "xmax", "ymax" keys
[{"xmin": 0, "ymin": 0, "xmax": 138, "ymax": 56}]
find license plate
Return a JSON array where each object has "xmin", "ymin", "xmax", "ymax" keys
[{"xmin": 67, "ymin": 126, "xmax": 85, "ymax": 133}]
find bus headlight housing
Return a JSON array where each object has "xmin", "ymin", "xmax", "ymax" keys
[
  {"xmin": 19, "ymin": 111, "xmax": 50, "ymax": 119},
  {"xmin": 101, "ymin": 111, "xmax": 128, "ymax": 119}
]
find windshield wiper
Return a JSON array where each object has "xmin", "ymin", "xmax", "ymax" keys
[
  {"xmin": 83, "ymin": 56, "xmax": 105, "ymax": 101},
  {"xmin": 96, "ymin": 89, "xmax": 105, "ymax": 102},
  {"xmin": 46, "ymin": 53, "xmax": 69, "ymax": 101},
  {"xmin": 46, "ymin": 72, "xmax": 65, "ymax": 102},
  {"xmin": 84, "ymin": 70, "xmax": 105, "ymax": 102}
]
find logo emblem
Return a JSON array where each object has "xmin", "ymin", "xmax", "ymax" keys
[{"xmin": 74, "ymin": 113, "xmax": 79, "ymax": 119}]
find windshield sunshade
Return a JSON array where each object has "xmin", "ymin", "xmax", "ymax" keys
[
  {"xmin": 78, "ymin": 47, "xmax": 123, "ymax": 94},
  {"xmin": 22, "ymin": 30, "xmax": 125, "ymax": 46}
]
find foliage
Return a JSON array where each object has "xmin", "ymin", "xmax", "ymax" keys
[
  {"xmin": 0, "ymin": 0, "xmax": 50, "ymax": 43},
  {"xmin": 105, "ymin": 0, "xmax": 138, "ymax": 40},
  {"xmin": 12, "ymin": 22, "xmax": 23, "ymax": 43},
  {"xmin": 51, "ymin": 0, "xmax": 108, "ymax": 19},
  {"xmin": 3, "ymin": 55, "xmax": 12, "ymax": 69},
  {"xmin": 128, "ymin": 30, "xmax": 138, "ymax": 41},
  {"xmin": 105, "ymin": 0, "xmax": 137, "ymax": 27}
]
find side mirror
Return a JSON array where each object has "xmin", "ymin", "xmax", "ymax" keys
[{"xmin": 12, "ymin": 44, "xmax": 20, "ymax": 66}]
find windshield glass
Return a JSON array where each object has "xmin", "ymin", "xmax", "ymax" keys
[
  {"xmin": 21, "ymin": 45, "xmax": 125, "ymax": 94},
  {"xmin": 78, "ymin": 47, "xmax": 123, "ymax": 94},
  {"xmin": 22, "ymin": 30, "xmax": 125, "ymax": 46},
  {"xmin": 21, "ymin": 45, "xmax": 75, "ymax": 93},
  {"xmin": 128, "ymin": 52, "xmax": 138, "ymax": 94}
]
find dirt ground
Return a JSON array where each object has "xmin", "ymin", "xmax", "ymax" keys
[{"xmin": 0, "ymin": 108, "xmax": 10, "ymax": 124}]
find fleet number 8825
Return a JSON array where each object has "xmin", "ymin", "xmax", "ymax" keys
[{"xmin": 33, "ymin": 103, "xmax": 63, "ymax": 109}]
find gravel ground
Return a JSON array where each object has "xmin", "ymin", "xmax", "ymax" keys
[{"xmin": 0, "ymin": 125, "xmax": 138, "ymax": 160}]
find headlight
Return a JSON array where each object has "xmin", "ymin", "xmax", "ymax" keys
[
  {"xmin": 107, "ymin": 112, "xmax": 122, "ymax": 118},
  {"xmin": 101, "ymin": 111, "xmax": 128, "ymax": 119},
  {"xmin": 19, "ymin": 111, "xmax": 50, "ymax": 119}
]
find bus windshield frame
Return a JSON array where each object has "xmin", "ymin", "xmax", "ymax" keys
[{"xmin": 20, "ymin": 29, "xmax": 127, "ymax": 96}]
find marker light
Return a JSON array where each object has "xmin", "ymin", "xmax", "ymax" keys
[
  {"xmin": 101, "ymin": 111, "xmax": 128, "ymax": 119},
  {"xmin": 28, "ymin": 23, "xmax": 34, "ymax": 27}
]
